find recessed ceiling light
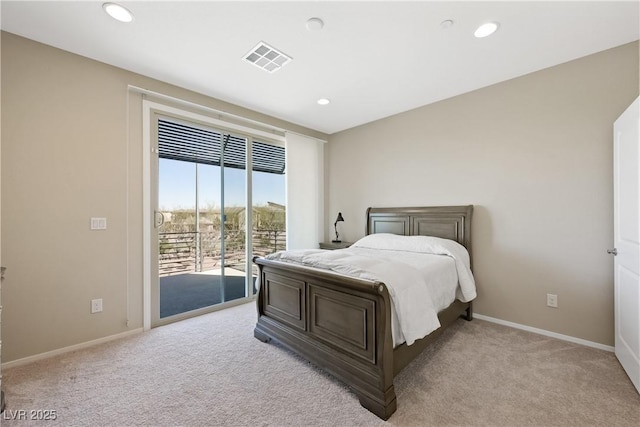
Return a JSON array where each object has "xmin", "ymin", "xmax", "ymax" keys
[
  {"xmin": 103, "ymin": 3, "xmax": 134, "ymax": 23},
  {"xmin": 306, "ymin": 17, "xmax": 324, "ymax": 32},
  {"xmin": 317, "ymin": 98, "xmax": 331, "ymax": 106},
  {"xmin": 474, "ymin": 22, "xmax": 499, "ymax": 38}
]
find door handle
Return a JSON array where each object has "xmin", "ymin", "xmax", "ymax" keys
[
  {"xmin": 607, "ymin": 248, "xmax": 618, "ymax": 256},
  {"xmin": 154, "ymin": 211, "xmax": 165, "ymax": 228}
]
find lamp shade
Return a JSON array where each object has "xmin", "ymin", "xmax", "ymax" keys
[{"xmin": 335, "ymin": 212, "xmax": 344, "ymax": 223}]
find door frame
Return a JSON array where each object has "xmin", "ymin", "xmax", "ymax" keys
[
  {"xmin": 142, "ymin": 99, "xmax": 285, "ymax": 330},
  {"xmin": 613, "ymin": 96, "xmax": 640, "ymax": 393}
]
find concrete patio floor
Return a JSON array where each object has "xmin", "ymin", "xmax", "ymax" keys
[{"xmin": 160, "ymin": 268, "xmax": 256, "ymax": 318}]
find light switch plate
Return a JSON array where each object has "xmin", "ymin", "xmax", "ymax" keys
[{"xmin": 91, "ymin": 217, "xmax": 107, "ymax": 230}]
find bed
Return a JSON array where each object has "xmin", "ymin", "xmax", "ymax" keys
[{"xmin": 252, "ymin": 205, "xmax": 474, "ymax": 419}]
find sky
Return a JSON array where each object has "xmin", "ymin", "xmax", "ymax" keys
[{"xmin": 158, "ymin": 158, "xmax": 285, "ymax": 210}]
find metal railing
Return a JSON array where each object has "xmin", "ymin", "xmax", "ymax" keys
[{"xmin": 159, "ymin": 229, "xmax": 285, "ymax": 277}]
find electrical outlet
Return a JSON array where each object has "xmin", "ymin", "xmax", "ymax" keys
[
  {"xmin": 91, "ymin": 298, "xmax": 103, "ymax": 313},
  {"xmin": 546, "ymin": 293, "xmax": 558, "ymax": 308}
]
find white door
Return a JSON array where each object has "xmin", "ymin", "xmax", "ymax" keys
[{"xmin": 613, "ymin": 96, "xmax": 640, "ymax": 394}]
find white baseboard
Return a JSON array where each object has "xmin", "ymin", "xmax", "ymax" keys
[
  {"xmin": 474, "ymin": 313, "xmax": 614, "ymax": 352},
  {"xmin": 1, "ymin": 328, "xmax": 144, "ymax": 370}
]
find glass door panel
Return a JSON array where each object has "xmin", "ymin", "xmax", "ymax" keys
[
  {"xmin": 220, "ymin": 165, "xmax": 247, "ymax": 301},
  {"xmin": 251, "ymin": 142, "xmax": 286, "ymax": 294},
  {"xmin": 158, "ymin": 158, "xmax": 198, "ymax": 319}
]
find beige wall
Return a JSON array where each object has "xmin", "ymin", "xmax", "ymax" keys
[
  {"xmin": 1, "ymin": 30, "xmax": 637, "ymax": 362},
  {"xmin": 327, "ymin": 41, "xmax": 639, "ymax": 346},
  {"xmin": 0, "ymin": 32, "xmax": 327, "ymax": 363}
]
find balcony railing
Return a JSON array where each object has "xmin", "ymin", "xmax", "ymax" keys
[{"xmin": 159, "ymin": 229, "xmax": 285, "ymax": 277}]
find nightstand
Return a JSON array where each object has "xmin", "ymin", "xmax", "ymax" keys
[{"xmin": 319, "ymin": 241, "xmax": 353, "ymax": 250}]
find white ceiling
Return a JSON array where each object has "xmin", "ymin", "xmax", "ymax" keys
[{"xmin": 1, "ymin": 1, "xmax": 638, "ymax": 134}]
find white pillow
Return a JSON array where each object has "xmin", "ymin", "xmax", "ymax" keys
[{"xmin": 351, "ymin": 233, "xmax": 470, "ymax": 267}]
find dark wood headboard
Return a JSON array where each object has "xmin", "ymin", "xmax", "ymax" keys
[{"xmin": 365, "ymin": 205, "xmax": 473, "ymax": 265}]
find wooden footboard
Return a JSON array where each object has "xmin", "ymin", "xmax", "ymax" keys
[
  {"xmin": 253, "ymin": 256, "xmax": 472, "ymax": 419},
  {"xmin": 253, "ymin": 256, "xmax": 397, "ymax": 419}
]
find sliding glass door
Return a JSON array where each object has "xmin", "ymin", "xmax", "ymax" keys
[{"xmin": 150, "ymin": 113, "xmax": 285, "ymax": 326}]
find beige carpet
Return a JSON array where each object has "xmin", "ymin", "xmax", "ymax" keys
[{"xmin": 2, "ymin": 302, "xmax": 639, "ymax": 426}]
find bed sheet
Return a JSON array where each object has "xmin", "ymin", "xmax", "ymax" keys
[{"xmin": 265, "ymin": 234, "xmax": 476, "ymax": 346}]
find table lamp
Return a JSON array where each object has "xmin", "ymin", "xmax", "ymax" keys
[{"xmin": 332, "ymin": 212, "xmax": 344, "ymax": 243}]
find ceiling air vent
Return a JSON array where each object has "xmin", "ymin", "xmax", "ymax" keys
[{"xmin": 243, "ymin": 41, "xmax": 292, "ymax": 73}]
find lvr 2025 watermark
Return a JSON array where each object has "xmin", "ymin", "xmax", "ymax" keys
[{"xmin": 3, "ymin": 409, "xmax": 57, "ymax": 421}]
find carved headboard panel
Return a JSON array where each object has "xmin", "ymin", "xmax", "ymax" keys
[{"xmin": 366, "ymin": 205, "xmax": 473, "ymax": 265}]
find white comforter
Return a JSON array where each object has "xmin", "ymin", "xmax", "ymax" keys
[{"xmin": 265, "ymin": 233, "xmax": 476, "ymax": 346}]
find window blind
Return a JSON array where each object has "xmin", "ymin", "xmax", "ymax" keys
[{"xmin": 158, "ymin": 118, "xmax": 285, "ymax": 174}]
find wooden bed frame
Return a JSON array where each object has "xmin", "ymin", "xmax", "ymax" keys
[{"xmin": 253, "ymin": 205, "xmax": 473, "ymax": 419}]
